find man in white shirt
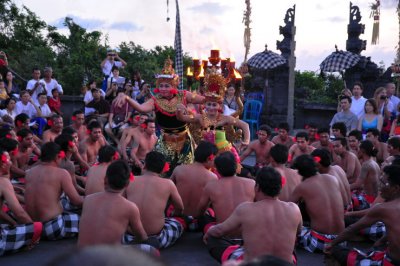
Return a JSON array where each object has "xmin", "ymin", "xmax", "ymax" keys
[
  {"xmin": 350, "ymin": 82, "xmax": 367, "ymax": 119},
  {"xmin": 100, "ymin": 49, "xmax": 127, "ymax": 92},
  {"xmin": 26, "ymin": 67, "xmax": 46, "ymax": 103},
  {"xmin": 40, "ymin": 67, "xmax": 63, "ymax": 98},
  {"xmin": 386, "ymin": 82, "xmax": 399, "ymax": 118},
  {"xmin": 15, "ymin": 91, "xmax": 41, "ymax": 119}
]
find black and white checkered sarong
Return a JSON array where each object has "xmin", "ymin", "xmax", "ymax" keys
[
  {"xmin": 298, "ymin": 226, "xmax": 340, "ymax": 253},
  {"xmin": 42, "ymin": 212, "xmax": 80, "ymax": 240},
  {"xmin": 0, "ymin": 222, "xmax": 42, "ymax": 256}
]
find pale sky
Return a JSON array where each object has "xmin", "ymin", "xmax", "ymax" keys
[{"xmin": 15, "ymin": 0, "xmax": 398, "ymax": 71}]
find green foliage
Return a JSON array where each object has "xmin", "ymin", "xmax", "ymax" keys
[{"xmin": 295, "ymin": 71, "xmax": 344, "ymax": 104}]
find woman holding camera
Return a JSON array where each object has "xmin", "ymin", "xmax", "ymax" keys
[{"xmin": 374, "ymin": 87, "xmax": 394, "ymax": 141}]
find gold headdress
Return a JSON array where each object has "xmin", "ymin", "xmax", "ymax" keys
[
  {"xmin": 155, "ymin": 58, "xmax": 179, "ymax": 88},
  {"xmin": 203, "ymin": 68, "xmax": 227, "ymax": 103}
]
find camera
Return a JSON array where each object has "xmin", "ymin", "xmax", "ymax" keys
[{"xmin": 380, "ymin": 95, "xmax": 387, "ymax": 100}]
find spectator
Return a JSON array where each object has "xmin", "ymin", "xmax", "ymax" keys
[
  {"xmin": 136, "ymin": 83, "xmax": 152, "ymax": 104},
  {"xmin": 131, "ymin": 70, "xmax": 144, "ymax": 99},
  {"xmin": 330, "ymin": 95, "xmax": 358, "ymax": 134},
  {"xmin": 374, "ymin": 87, "xmax": 394, "ymax": 141},
  {"xmin": 223, "ymin": 83, "xmax": 239, "ymax": 113},
  {"xmin": 350, "ymin": 81, "xmax": 367, "ymax": 119},
  {"xmin": 122, "ymin": 79, "xmax": 133, "ymax": 98},
  {"xmin": 100, "ymin": 49, "xmax": 127, "ymax": 91},
  {"xmin": 26, "ymin": 67, "xmax": 46, "ymax": 104},
  {"xmin": 0, "ymin": 97, "xmax": 17, "ymax": 120},
  {"xmin": 84, "ymin": 80, "xmax": 105, "ymax": 116},
  {"xmin": 4, "ymin": 71, "xmax": 19, "ymax": 97},
  {"xmin": 40, "ymin": 66, "xmax": 63, "ymax": 98},
  {"xmin": 48, "ymin": 88, "xmax": 62, "ymax": 115},
  {"xmin": 30, "ymin": 92, "xmax": 52, "ymax": 137},
  {"xmin": 85, "ymin": 88, "xmax": 110, "ymax": 128},
  {"xmin": 106, "ymin": 66, "xmax": 125, "ymax": 101},
  {"xmin": 0, "ymin": 79, "xmax": 9, "ymax": 102},
  {"xmin": 336, "ymin": 88, "xmax": 352, "ymax": 112},
  {"xmin": 390, "ymin": 105, "xmax": 400, "ymax": 136},
  {"xmin": 357, "ymin": 98, "xmax": 383, "ymax": 134},
  {"xmin": 386, "ymin": 82, "xmax": 399, "ymax": 118},
  {"xmin": 15, "ymin": 90, "xmax": 41, "ymax": 119}
]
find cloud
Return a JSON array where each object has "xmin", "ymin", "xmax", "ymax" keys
[
  {"xmin": 188, "ymin": 2, "xmax": 230, "ymax": 15},
  {"xmin": 381, "ymin": 1, "xmax": 398, "ymax": 9},
  {"xmin": 322, "ymin": 16, "xmax": 346, "ymax": 23},
  {"xmin": 50, "ymin": 15, "xmax": 105, "ymax": 30},
  {"xmin": 109, "ymin": 22, "xmax": 143, "ymax": 31},
  {"xmin": 199, "ymin": 27, "xmax": 214, "ymax": 34}
]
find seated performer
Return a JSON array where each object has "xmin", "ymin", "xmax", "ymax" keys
[
  {"xmin": 204, "ymin": 167, "xmax": 302, "ymax": 264},
  {"xmin": 79, "ymin": 121, "xmax": 108, "ymax": 165},
  {"xmin": 288, "ymin": 131, "xmax": 315, "ymax": 165},
  {"xmin": 291, "ymin": 154, "xmax": 345, "ymax": 253},
  {"xmin": 78, "ymin": 160, "xmax": 157, "ymax": 254},
  {"xmin": 85, "ymin": 145, "xmax": 120, "ymax": 196},
  {"xmin": 68, "ymin": 110, "xmax": 88, "ymax": 142},
  {"xmin": 269, "ymin": 144, "xmax": 301, "ymax": 202},
  {"xmin": 120, "ymin": 113, "xmax": 149, "ymax": 161},
  {"xmin": 171, "ymin": 141, "xmax": 218, "ymax": 231},
  {"xmin": 42, "ymin": 115, "xmax": 63, "ymax": 143},
  {"xmin": 15, "ymin": 129, "xmax": 41, "ymax": 170},
  {"xmin": 332, "ymin": 137, "xmax": 361, "ymax": 184},
  {"xmin": 124, "ymin": 151, "xmax": 184, "ymax": 249},
  {"xmin": 240, "ymin": 125, "xmax": 274, "ymax": 176},
  {"xmin": 350, "ymin": 140, "xmax": 380, "ymax": 211},
  {"xmin": 365, "ymin": 128, "xmax": 389, "ymax": 165},
  {"xmin": 197, "ymin": 152, "xmax": 255, "ymax": 237},
  {"xmin": 24, "ymin": 142, "xmax": 84, "ymax": 240},
  {"xmin": 0, "ymin": 148, "xmax": 42, "ymax": 256},
  {"xmin": 271, "ymin": 122, "xmax": 294, "ymax": 149},
  {"xmin": 328, "ymin": 164, "xmax": 400, "ymax": 266}
]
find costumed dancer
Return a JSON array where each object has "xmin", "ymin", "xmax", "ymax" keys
[
  {"xmin": 176, "ymin": 68, "xmax": 250, "ymax": 173},
  {"xmin": 115, "ymin": 59, "xmax": 204, "ymax": 175}
]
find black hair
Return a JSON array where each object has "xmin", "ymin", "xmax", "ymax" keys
[
  {"xmin": 16, "ymin": 128, "xmax": 33, "ymax": 139},
  {"xmin": 353, "ymin": 81, "xmax": 364, "ymax": 91},
  {"xmin": 359, "ymin": 140, "xmax": 378, "ymax": 157},
  {"xmin": 332, "ymin": 122, "xmax": 347, "ymax": 137},
  {"xmin": 37, "ymin": 92, "xmax": 47, "ymax": 98},
  {"xmin": 269, "ymin": 144, "xmax": 288, "ymax": 164},
  {"xmin": 72, "ymin": 110, "xmax": 84, "ymax": 117},
  {"xmin": 348, "ymin": 130, "xmax": 363, "ymax": 141},
  {"xmin": 306, "ymin": 123, "xmax": 317, "ymax": 129},
  {"xmin": 111, "ymin": 65, "xmax": 119, "ymax": 72},
  {"xmin": 333, "ymin": 137, "xmax": 348, "ymax": 148},
  {"xmin": 383, "ymin": 165, "xmax": 400, "ymax": 186},
  {"xmin": 256, "ymin": 167, "xmax": 283, "ymax": 197},
  {"xmin": 62, "ymin": 127, "xmax": 77, "ymax": 135},
  {"xmin": 258, "ymin": 125, "xmax": 272, "ymax": 136},
  {"xmin": 296, "ymin": 131, "xmax": 309, "ymax": 141},
  {"xmin": 311, "ymin": 148, "xmax": 331, "ymax": 167},
  {"xmin": 40, "ymin": 142, "xmax": 61, "ymax": 162},
  {"xmin": 0, "ymin": 138, "xmax": 18, "ymax": 153},
  {"xmin": 194, "ymin": 141, "xmax": 218, "ymax": 163},
  {"xmin": 366, "ymin": 128, "xmax": 380, "ymax": 137},
  {"xmin": 87, "ymin": 121, "xmax": 102, "ymax": 131},
  {"xmin": 54, "ymin": 134, "xmax": 74, "ymax": 152},
  {"xmin": 15, "ymin": 113, "xmax": 29, "ymax": 126},
  {"xmin": 4, "ymin": 97, "xmax": 16, "ymax": 107},
  {"xmin": 32, "ymin": 67, "xmax": 40, "ymax": 72},
  {"xmin": 339, "ymin": 95, "xmax": 352, "ymax": 104},
  {"xmin": 0, "ymin": 128, "xmax": 13, "ymax": 139},
  {"xmin": 19, "ymin": 90, "xmax": 29, "ymax": 97},
  {"xmin": 214, "ymin": 152, "xmax": 237, "ymax": 177},
  {"xmin": 106, "ymin": 160, "xmax": 131, "ymax": 190},
  {"xmin": 292, "ymin": 154, "xmax": 318, "ymax": 178},
  {"xmin": 145, "ymin": 151, "xmax": 166, "ymax": 174},
  {"xmin": 278, "ymin": 122, "xmax": 290, "ymax": 132},
  {"xmin": 388, "ymin": 137, "xmax": 400, "ymax": 150},
  {"xmin": 98, "ymin": 145, "xmax": 117, "ymax": 163},
  {"xmin": 317, "ymin": 127, "xmax": 330, "ymax": 135}
]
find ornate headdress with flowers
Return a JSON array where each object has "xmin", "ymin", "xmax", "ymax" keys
[
  {"xmin": 155, "ymin": 58, "xmax": 179, "ymax": 88},
  {"xmin": 203, "ymin": 68, "xmax": 227, "ymax": 103}
]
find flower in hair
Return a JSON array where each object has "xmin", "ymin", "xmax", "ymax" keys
[
  {"xmin": 48, "ymin": 120, "xmax": 54, "ymax": 127},
  {"xmin": 1, "ymin": 154, "xmax": 8, "ymax": 163},
  {"xmin": 113, "ymin": 151, "xmax": 120, "ymax": 160},
  {"xmin": 281, "ymin": 176, "xmax": 287, "ymax": 188},
  {"xmin": 313, "ymin": 156, "xmax": 321, "ymax": 163},
  {"xmin": 58, "ymin": 151, "xmax": 66, "ymax": 159},
  {"xmin": 129, "ymin": 173, "xmax": 135, "ymax": 182},
  {"xmin": 140, "ymin": 123, "xmax": 147, "ymax": 129},
  {"xmin": 71, "ymin": 116, "xmax": 76, "ymax": 121},
  {"xmin": 68, "ymin": 141, "xmax": 74, "ymax": 148},
  {"xmin": 162, "ymin": 162, "xmax": 170, "ymax": 173}
]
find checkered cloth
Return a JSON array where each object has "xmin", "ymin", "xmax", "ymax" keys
[
  {"xmin": 126, "ymin": 244, "xmax": 160, "ymax": 257},
  {"xmin": 123, "ymin": 217, "xmax": 183, "ymax": 249},
  {"xmin": 247, "ymin": 50, "xmax": 287, "ymax": 70},
  {"xmin": 174, "ymin": 0, "xmax": 184, "ymax": 91},
  {"xmin": 60, "ymin": 194, "xmax": 82, "ymax": 214},
  {"xmin": 319, "ymin": 50, "xmax": 360, "ymax": 73},
  {"xmin": 42, "ymin": 212, "xmax": 80, "ymax": 240},
  {"xmin": 298, "ymin": 226, "xmax": 340, "ymax": 253},
  {"xmin": 360, "ymin": 222, "xmax": 386, "ymax": 242},
  {"xmin": 347, "ymin": 249, "xmax": 397, "ymax": 266},
  {"xmin": 0, "ymin": 222, "xmax": 42, "ymax": 256},
  {"xmin": 351, "ymin": 191, "xmax": 372, "ymax": 211},
  {"xmin": 221, "ymin": 245, "xmax": 245, "ymax": 263}
]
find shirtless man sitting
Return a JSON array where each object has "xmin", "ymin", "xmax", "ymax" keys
[
  {"xmin": 366, "ymin": 128, "xmax": 389, "ymax": 165},
  {"xmin": 311, "ymin": 149, "xmax": 352, "ymax": 211},
  {"xmin": 78, "ymin": 160, "xmax": 157, "ymax": 254},
  {"xmin": 329, "ymin": 164, "xmax": 400, "ymax": 266},
  {"xmin": 332, "ymin": 137, "xmax": 361, "ymax": 184},
  {"xmin": 15, "ymin": 129, "xmax": 41, "ymax": 170},
  {"xmin": 269, "ymin": 144, "xmax": 301, "ymax": 202},
  {"xmin": 129, "ymin": 119, "xmax": 158, "ymax": 175},
  {"xmin": 348, "ymin": 129, "xmax": 363, "ymax": 155},
  {"xmin": 382, "ymin": 136, "xmax": 400, "ymax": 168},
  {"xmin": 13, "ymin": 113, "xmax": 42, "ymax": 145},
  {"xmin": 120, "ymin": 113, "xmax": 149, "ymax": 160},
  {"xmin": 79, "ymin": 121, "xmax": 108, "ymax": 165},
  {"xmin": 171, "ymin": 141, "xmax": 218, "ymax": 231},
  {"xmin": 240, "ymin": 125, "xmax": 275, "ymax": 176},
  {"xmin": 0, "ymin": 148, "xmax": 42, "ymax": 256},
  {"xmin": 24, "ymin": 142, "xmax": 84, "ymax": 240},
  {"xmin": 85, "ymin": 146, "xmax": 119, "ymax": 196},
  {"xmin": 68, "ymin": 110, "xmax": 88, "ymax": 142},
  {"xmin": 204, "ymin": 167, "xmax": 302, "ymax": 264},
  {"xmin": 271, "ymin": 122, "xmax": 294, "ymax": 149},
  {"xmin": 197, "ymin": 152, "xmax": 255, "ymax": 237},
  {"xmin": 311, "ymin": 128, "xmax": 334, "ymax": 158},
  {"xmin": 288, "ymin": 131, "xmax": 316, "ymax": 165},
  {"xmin": 125, "ymin": 151, "xmax": 184, "ymax": 249},
  {"xmin": 351, "ymin": 140, "xmax": 380, "ymax": 211},
  {"xmin": 291, "ymin": 154, "xmax": 345, "ymax": 253},
  {"xmin": 0, "ymin": 137, "xmax": 26, "ymax": 182},
  {"xmin": 42, "ymin": 115, "xmax": 63, "ymax": 143}
]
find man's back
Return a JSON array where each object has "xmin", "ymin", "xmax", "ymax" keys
[
  {"xmin": 126, "ymin": 175, "xmax": 179, "ymax": 235},
  {"xmin": 292, "ymin": 174, "xmax": 344, "ymax": 234},
  {"xmin": 329, "ymin": 165, "xmax": 351, "ymax": 206},
  {"xmin": 85, "ymin": 164, "xmax": 108, "ymax": 196},
  {"xmin": 239, "ymin": 200, "xmax": 301, "ymax": 262},
  {"xmin": 277, "ymin": 167, "xmax": 301, "ymax": 202},
  {"xmin": 172, "ymin": 163, "xmax": 217, "ymax": 216},
  {"xmin": 206, "ymin": 176, "xmax": 255, "ymax": 224}
]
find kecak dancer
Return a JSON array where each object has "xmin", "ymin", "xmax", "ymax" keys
[
  {"xmin": 176, "ymin": 68, "xmax": 250, "ymax": 172},
  {"xmin": 116, "ymin": 59, "xmax": 204, "ymax": 174}
]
